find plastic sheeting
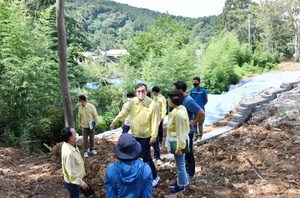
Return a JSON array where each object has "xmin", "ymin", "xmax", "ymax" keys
[{"xmin": 204, "ymin": 71, "xmax": 300, "ymax": 125}]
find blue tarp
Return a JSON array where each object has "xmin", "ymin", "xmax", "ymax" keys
[
  {"xmin": 82, "ymin": 78, "xmax": 145, "ymax": 90},
  {"xmin": 204, "ymin": 71, "xmax": 300, "ymax": 125},
  {"xmin": 83, "ymin": 82, "xmax": 100, "ymax": 89}
]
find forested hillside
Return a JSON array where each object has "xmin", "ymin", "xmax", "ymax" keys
[{"xmin": 66, "ymin": 0, "xmax": 217, "ymax": 50}]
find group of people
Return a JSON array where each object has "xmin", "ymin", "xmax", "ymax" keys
[{"xmin": 60, "ymin": 77, "xmax": 208, "ymax": 197}]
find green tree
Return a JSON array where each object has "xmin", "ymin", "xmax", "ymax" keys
[
  {"xmin": 0, "ymin": 0, "xmax": 63, "ymax": 150},
  {"xmin": 140, "ymin": 43, "xmax": 198, "ymax": 96},
  {"xmin": 266, "ymin": 0, "xmax": 300, "ymax": 62},
  {"xmin": 201, "ymin": 32, "xmax": 242, "ymax": 94},
  {"xmin": 215, "ymin": 0, "xmax": 259, "ymax": 46},
  {"xmin": 250, "ymin": 0, "xmax": 294, "ymax": 59},
  {"xmin": 123, "ymin": 16, "xmax": 197, "ymax": 94},
  {"xmin": 280, "ymin": 0, "xmax": 300, "ymax": 61},
  {"xmin": 125, "ymin": 16, "xmax": 190, "ymax": 68}
]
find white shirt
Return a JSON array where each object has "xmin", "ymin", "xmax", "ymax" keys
[{"xmin": 122, "ymin": 99, "xmax": 131, "ymax": 126}]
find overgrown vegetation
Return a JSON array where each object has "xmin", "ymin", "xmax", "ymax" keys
[
  {"xmin": 0, "ymin": 1, "xmax": 62, "ymax": 151},
  {"xmin": 0, "ymin": 0, "xmax": 89, "ymax": 151},
  {"xmin": 121, "ymin": 16, "xmax": 198, "ymax": 96}
]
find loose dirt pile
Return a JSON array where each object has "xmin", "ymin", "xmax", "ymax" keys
[{"xmin": 0, "ymin": 62, "xmax": 299, "ymax": 198}]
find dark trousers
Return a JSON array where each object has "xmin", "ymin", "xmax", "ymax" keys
[
  {"xmin": 152, "ymin": 136, "xmax": 161, "ymax": 160},
  {"xmin": 194, "ymin": 115, "xmax": 205, "ymax": 137},
  {"xmin": 63, "ymin": 181, "xmax": 80, "ymax": 198},
  {"xmin": 152, "ymin": 121, "xmax": 163, "ymax": 159},
  {"xmin": 82, "ymin": 127, "xmax": 95, "ymax": 152},
  {"xmin": 122, "ymin": 125, "xmax": 130, "ymax": 134},
  {"xmin": 158, "ymin": 121, "xmax": 163, "ymax": 143},
  {"xmin": 185, "ymin": 132, "xmax": 195, "ymax": 177},
  {"xmin": 136, "ymin": 137, "xmax": 158, "ymax": 179}
]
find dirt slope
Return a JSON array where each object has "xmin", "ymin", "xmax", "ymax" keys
[{"xmin": 0, "ymin": 61, "xmax": 300, "ymax": 198}]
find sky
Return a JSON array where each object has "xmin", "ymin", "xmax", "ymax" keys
[{"xmin": 111, "ymin": 0, "xmax": 237, "ymax": 18}]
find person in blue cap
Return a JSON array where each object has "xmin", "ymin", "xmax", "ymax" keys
[{"xmin": 104, "ymin": 133, "xmax": 153, "ymax": 198}]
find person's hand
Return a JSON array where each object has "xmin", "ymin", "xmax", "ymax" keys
[
  {"xmin": 95, "ymin": 124, "xmax": 98, "ymax": 129},
  {"xmin": 149, "ymin": 137, "xmax": 156, "ymax": 145},
  {"xmin": 110, "ymin": 122, "xmax": 115, "ymax": 130},
  {"xmin": 121, "ymin": 124, "xmax": 124, "ymax": 129},
  {"xmin": 81, "ymin": 183, "xmax": 89, "ymax": 191},
  {"xmin": 160, "ymin": 118, "xmax": 164, "ymax": 123},
  {"xmin": 189, "ymin": 120, "xmax": 195, "ymax": 126},
  {"xmin": 175, "ymin": 149, "xmax": 182, "ymax": 156}
]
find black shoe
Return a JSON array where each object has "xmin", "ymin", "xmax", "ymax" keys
[
  {"xmin": 169, "ymin": 185, "xmax": 185, "ymax": 194},
  {"xmin": 169, "ymin": 181, "xmax": 177, "ymax": 188}
]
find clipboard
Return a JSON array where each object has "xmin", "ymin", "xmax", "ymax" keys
[
  {"xmin": 170, "ymin": 139, "xmax": 189, "ymax": 154},
  {"xmin": 89, "ymin": 120, "xmax": 95, "ymax": 130}
]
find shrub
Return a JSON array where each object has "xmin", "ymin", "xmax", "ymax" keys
[{"xmin": 201, "ymin": 32, "xmax": 242, "ymax": 94}]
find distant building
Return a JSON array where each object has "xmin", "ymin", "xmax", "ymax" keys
[
  {"xmin": 105, "ymin": 49, "xmax": 129, "ymax": 62},
  {"xmin": 106, "ymin": 49, "xmax": 129, "ymax": 57},
  {"xmin": 80, "ymin": 49, "xmax": 129, "ymax": 63},
  {"xmin": 81, "ymin": 51, "xmax": 103, "ymax": 62}
]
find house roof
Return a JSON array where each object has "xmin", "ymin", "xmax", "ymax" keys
[{"xmin": 106, "ymin": 49, "xmax": 129, "ymax": 57}]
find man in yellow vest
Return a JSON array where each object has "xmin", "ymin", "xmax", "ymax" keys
[
  {"xmin": 78, "ymin": 95, "xmax": 98, "ymax": 158},
  {"xmin": 61, "ymin": 127, "xmax": 89, "ymax": 197},
  {"xmin": 110, "ymin": 83, "xmax": 161, "ymax": 187},
  {"xmin": 151, "ymin": 86, "xmax": 167, "ymax": 165}
]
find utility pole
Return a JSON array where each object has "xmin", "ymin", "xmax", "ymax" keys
[
  {"xmin": 104, "ymin": 44, "xmax": 108, "ymax": 78},
  {"xmin": 247, "ymin": 12, "xmax": 251, "ymax": 51}
]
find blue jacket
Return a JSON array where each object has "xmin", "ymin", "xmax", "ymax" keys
[
  {"xmin": 104, "ymin": 159, "xmax": 152, "ymax": 198},
  {"xmin": 183, "ymin": 95, "xmax": 201, "ymax": 133}
]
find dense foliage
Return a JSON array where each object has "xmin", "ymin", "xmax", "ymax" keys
[
  {"xmin": 121, "ymin": 16, "xmax": 198, "ymax": 96},
  {"xmin": 0, "ymin": 0, "xmax": 90, "ymax": 151},
  {"xmin": 0, "ymin": 1, "xmax": 62, "ymax": 151},
  {"xmin": 200, "ymin": 32, "xmax": 242, "ymax": 94}
]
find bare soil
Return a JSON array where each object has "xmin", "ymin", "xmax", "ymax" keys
[{"xmin": 0, "ymin": 61, "xmax": 300, "ymax": 198}]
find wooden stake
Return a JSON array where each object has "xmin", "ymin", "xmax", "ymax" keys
[
  {"xmin": 43, "ymin": 143, "xmax": 52, "ymax": 151},
  {"xmin": 246, "ymin": 158, "xmax": 263, "ymax": 180}
]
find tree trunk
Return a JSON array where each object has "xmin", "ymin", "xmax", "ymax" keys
[
  {"xmin": 56, "ymin": 0, "xmax": 75, "ymax": 127},
  {"xmin": 290, "ymin": 0, "xmax": 300, "ymax": 62}
]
